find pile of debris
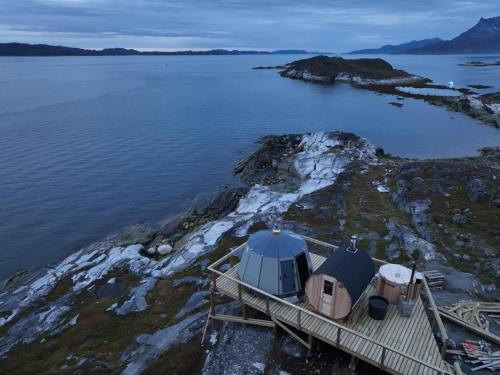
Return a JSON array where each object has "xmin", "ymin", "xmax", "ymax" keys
[
  {"xmin": 448, "ymin": 340, "xmax": 500, "ymax": 372},
  {"xmin": 437, "ymin": 301, "xmax": 500, "ymax": 344},
  {"xmin": 423, "ymin": 270, "xmax": 445, "ymax": 290},
  {"xmin": 441, "ymin": 301, "xmax": 499, "ymax": 331}
]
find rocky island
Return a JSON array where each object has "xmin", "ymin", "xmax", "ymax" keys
[
  {"xmin": 0, "ymin": 131, "xmax": 498, "ymax": 374},
  {"xmin": 279, "ymin": 55, "xmax": 426, "ymax": 85},
  {"xmin": 261, "ymin": 55, "xmax": 500, "ymax": 129},
  {"xmin": 459, "ymin": 61, "xmax": 500, "ymax": 67}
]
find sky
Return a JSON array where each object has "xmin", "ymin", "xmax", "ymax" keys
[{"xmin": 0, "ymin": 0, "xmax": 498, "ymax": 52}]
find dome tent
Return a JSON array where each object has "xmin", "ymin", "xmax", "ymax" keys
[{"xmin": 237, "ymin": 228, "xmax": 313, "ymax": 297}]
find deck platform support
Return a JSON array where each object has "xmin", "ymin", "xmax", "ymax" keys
[
  {"xmin": 271, "ymin": 316, "xmax": 311, "ymax": 351},
  {"xmin": 210, "ymin": 314, "xmax": 275, "ymax": 327},
  {"xmin": 307, "ymin": 334, "xmax": 313, "ymax": 356},
  {"xmin": 349, "ymin": 355, "xmax": 359, "ymax": 371}
]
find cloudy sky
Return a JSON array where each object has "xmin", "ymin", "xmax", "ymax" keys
[{"xmin": 0, "ymin": 0, "xmax": 498, "ymax": 51}]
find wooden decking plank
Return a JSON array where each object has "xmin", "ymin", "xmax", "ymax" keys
[
  {"xmin": 404, "ymin": 303, "xmax": 429, "ymax": 375},
  {"xmin": 408, "ymin": 301, "xmax": 441, "ymax": 375},
  {"xmin": 363, "ymin": 300, "xmax": 400, "ymax": 356},
  {"xmin": 395, "ymin": 299, "xmax": 433, "ymax": 375},
  {"xmin": 370, "ymin": 302, "xmax": 410, "ymax": 372},
  {"xmin": 356, "ymin": 308, "xmax": 387, "ymax": 363},
  {"xmin": 392, "ymin": 305, "xmax": 421, "ymax": 373}
]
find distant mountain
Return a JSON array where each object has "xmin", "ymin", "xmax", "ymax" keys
[
  {"xmin": 348, "ymin": 16, "xmax": 500, "ymax": 55},
  {"xmin": 0, "ymin": 43, "xmax": 141, "ymax": 56},
  {"xmin": 349, "ymin": 38, "xmax": 443, "ymax": 54},
  {"xmin": 0, "ymin": 43, "xmax": 311, "ymax": 56},
  {"xmin": 408, "ymin": 16, "xmax": 500, "ymax": 54}
]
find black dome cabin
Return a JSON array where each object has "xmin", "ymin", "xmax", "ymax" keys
[{"xmin": 305, "ymin": 243, "xmax": 375, "ymax": 319}]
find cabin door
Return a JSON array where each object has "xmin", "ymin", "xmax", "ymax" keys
[
  {"xmin": 280, "ymin": 260, "xmax": 296, "ymax": 294},
  {"xmin": 295, "ymin": 253, "xmax": 310, "ymax": 289},
  {"xmin": 320, "ymin": 279, "xmax": 334, "ymax": 316}
]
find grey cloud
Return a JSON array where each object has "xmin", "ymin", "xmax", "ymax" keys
[{"xmin": 0, "ymin": 0, "xmax": 498, "ymax": 51}]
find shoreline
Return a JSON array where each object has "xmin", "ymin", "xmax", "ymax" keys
[{"xmin": 1, "ymin": 131, "xmax": 498, "ymax": 374}]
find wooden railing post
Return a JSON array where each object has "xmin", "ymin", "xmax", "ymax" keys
[
  {"xmin": 238, "ymin": 284, "xmax": 247, "ymax": 320},
  {"xmin": 297, "ymin": 309, "xmax": 301, "ymax": 330},
  {"xmin": 336, "ymin": 327, "xmax": 342, "ymax": 347},
  {"xmin": 265, "ymin": 296, "xmax": 270, "ymax": 315},
  {"xmin": 211, "ymin": 272, "xmax": 217, "ymax": 290},
  {"xmin": 441, "ymin": 338, "xmax": 448, "ymax": 359},
  {"xmin": 380, "ymin": 347, "xmax": 386, "ymax": 370},
  {"xmin": 422, "ymin": 277, "xmax": 449, "ymax": 359}
]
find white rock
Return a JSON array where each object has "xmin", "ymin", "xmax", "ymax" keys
[
  {"xmin": 157, "ymin": 244, "xmax": 173, "ymax": 255},
  {"xmin": 145, "ymin": 247, "xmax": 157, "ymax": 256}
]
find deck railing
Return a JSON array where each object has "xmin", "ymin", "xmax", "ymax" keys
[{"xmin": 207, "ymin": 240, "xmax": 453, "ymax": 375}]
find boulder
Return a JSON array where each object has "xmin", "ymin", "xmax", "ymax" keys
[{"xmin": 157, "ymin": 244, "xmax": 173, "ymax": 256}]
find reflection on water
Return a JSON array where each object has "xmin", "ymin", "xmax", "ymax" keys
[{"xmin": 0, "ymin": 54, "xmax": 498, "ymax": 279}]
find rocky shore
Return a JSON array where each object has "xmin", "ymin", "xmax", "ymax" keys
[
  {"xmin": 257, "ymin": 55, "xmax": 500, "ymax": 129},
  {"xmin": 0, "ymin": 132, "xmax": 498, "ymax": 374}
]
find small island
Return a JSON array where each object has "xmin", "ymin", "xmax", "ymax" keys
[
  {"xmin": 459, "ymin": 60, "xmax": 500, "ymax": 67},
  {"xmin": 278, "ymin": 55, "xmax": 426, "ymax": 85}
]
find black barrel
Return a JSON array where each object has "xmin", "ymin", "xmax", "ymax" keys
[{"xmin": 368, "ymin": 296, "xmax": 389, "ymax": 320}]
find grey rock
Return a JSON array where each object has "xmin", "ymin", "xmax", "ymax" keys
[
  {"xmin": 121, "ymin": 311, "xmax": 205, "ymax": 375},
  {"xmin": 409, "ymin": 176, "xmax": 425, "ymax": 191},
  {"xmin": 115, "ymin": 278, "xmax": 157, "ymax": 315},
  {"xmin": 0, "ymin": 299, "xmax": 71, "ymax": 356},
  {"xmin": 219, "ymin": 263, "xmax": 231, "ymax": 273},
  {"xmin": 279, "ymin": 334, "xmax": 306, "ymax": 359},
  {"xmin": 466, "ymin": 178, "xmax": 487, "ymax": 202},
  {"xmin": 200, "ymin": 259, "xmax": 210, "ymax": 271},
  {"xmin": 452, "ymin": 214, "xmax": 467, "ymax": 224},
  {"xmin": 173, "ymin": 276, "xmax": 208, "ymax": 288},
  {"xmin": 385, "ymin": 219, "xmax": 436, "ymax": 261},
  {"xmin": 202, "ymin": 307, "xmax": 274, "ymax": 375},
  {"xmin": 175, "ymin": 291, "xmax": 210, "ymax": 319}
]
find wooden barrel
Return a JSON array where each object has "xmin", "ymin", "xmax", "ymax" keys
[{"xmin": 376, "ymin": 264, "xmax": 422, "ymax": 304}]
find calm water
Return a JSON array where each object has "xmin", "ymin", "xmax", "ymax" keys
[{"xmin": 0, "ymin": 54, "xmax": 499, "ymax": 280}]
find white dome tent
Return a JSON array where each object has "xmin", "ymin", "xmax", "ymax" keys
[{"xmin": 237, "ymin": 228, "xmax": 313, "ymax": 297}]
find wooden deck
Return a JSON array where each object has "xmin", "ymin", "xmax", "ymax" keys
[{"xmin": 210, "ymin": 251, "xmax": 455, "ymax": 375}]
